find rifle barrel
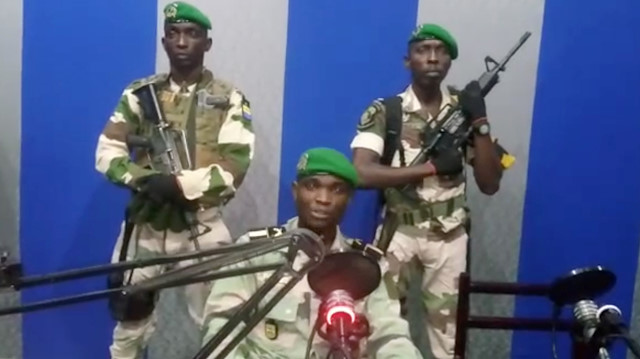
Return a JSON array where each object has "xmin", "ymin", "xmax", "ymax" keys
[{"xmin": 495, "ymin": 31, "xmax": 532, "ymax": 71}]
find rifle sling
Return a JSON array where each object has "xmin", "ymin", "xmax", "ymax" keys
[{"xmin": 185, "ymin": 89, "xmax": 198, "ymax": 169}]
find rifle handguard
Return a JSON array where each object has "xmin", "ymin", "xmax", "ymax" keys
[{"xmin": 126, "ymin": 134, "xmax": 151, "ymax": 149}]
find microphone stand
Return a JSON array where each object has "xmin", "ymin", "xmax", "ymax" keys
[
  {"xmin": 0, "ymin": 229, "xmax": 319, "ymax": 317},
  {"xmin": 548, "ymin": 266, "xmax": 640, "ymax": 359},
  {"xmin": 319, "ymin": 313, "xmax": 370, "ymax": 359},
  {"xmin": 619, "ymin": 335, "xmax": 640, "ymax": 359},
  {"xmin": 1, "ymin": 229, "xmax": 326, "ymax": 359}
]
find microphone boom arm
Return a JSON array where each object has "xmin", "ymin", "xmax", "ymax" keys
[
  {"xmin": 193, "ymin": 231, "xmax": 326, "ymax": 359},
  {"xmin": 0, "ymin": 230, "xmax": 320, "ymax": 318},
  {"xmin": 0, "ymin": 239, "xmax": 288, "ymax": 291}
]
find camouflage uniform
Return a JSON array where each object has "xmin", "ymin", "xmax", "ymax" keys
[
  {"xmin": 350, "ymin": 85, "xmax": 473, "ymax": 359},
  {"xmin": 201, "ymin": 217, "xmax": 422, "ymax": 359},
  {"xmin": 95, "ymin": 68, "xmax": 255, "ymax": 359}
]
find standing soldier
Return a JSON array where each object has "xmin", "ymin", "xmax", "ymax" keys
[
  {"xmin": 350, "ymin": 23, "xmax": 512, "ymax": 358},
  {"xmin": 94, "ymin": 2, "xmax": 255, "ymax": 358}
]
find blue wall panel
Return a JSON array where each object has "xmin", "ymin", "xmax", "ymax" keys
[
  {"xmin": 21, "ymin": 1, "xmax": 158, "ymax": 357},
  {"xmin": 278, "ymin": 0, "xmax": 419, "ymax": 241},
  {"xmin": 513, "ymin": 0, "xmax": 640, "ymax": 357}
]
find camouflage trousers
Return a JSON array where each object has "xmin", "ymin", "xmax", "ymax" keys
[
  {"xmin": 384, "ymin": 224, "xmax": 468, "ymax": 359},
  {"xmin": 108, "ymin": 207, "xmax": 232, "ymax": 359}
]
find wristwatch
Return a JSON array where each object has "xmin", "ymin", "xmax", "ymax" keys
[{"xmin": 474, "ymin": 121, "xmax": 491, "ymax": 136}]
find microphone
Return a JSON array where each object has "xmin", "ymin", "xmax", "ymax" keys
[
  {"xmin": 597, "ymin": 305, "xmax": 640, "ymax": 358},
  {"xmin": 318, "ymin": 289, "xmax": 364, "ymax": 359},
  {"xmin": 573, "ymin": 299, "xmax": 600, "ymax": 343},
  {"xmin": 548, "ymin": 267, "xmax": 640, "ymax": 359},
  {"xmin": 597, "ymin": 305, "xmax": 623, "ymax": 331},
  {"xmin": 324, "ymin": 289, "xmax": 356, "ymax": 328},
  {"xmin": 307, "ymin": 248, "xmax": 381, "ymax": 359},
  {"xmin": 548, "ymin": 267, "xmax": 617, "ymax": 359},
  {"xmin": 573, "ymin": 299, "xmax": 612, "ymax": 359}
]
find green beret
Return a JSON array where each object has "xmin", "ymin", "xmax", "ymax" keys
[
  {"xmin": 296, "ymin": 148, "xmax": 359, "ymax": 188},
  {"xmin": 163, "ymin": 1, "xmax": 211, "ymax": 30},
  {"xmin": 408, "ymin": 23, "xmax": 458, "ymax": 60}
]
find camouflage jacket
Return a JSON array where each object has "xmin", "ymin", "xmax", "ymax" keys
[
  {"xmin": 201, "ymin": 217, "xmax": 422, "ymax": 359},
  {"xmin": 350, "ymin": 85, "xmax": 474, "ymax": 231},
  {"xmin": 95, "ymin": 69, "xmax": 255, "ymax": 210}
]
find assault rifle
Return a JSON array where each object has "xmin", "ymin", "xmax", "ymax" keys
[
  {"xmin": 126, "ymin": 83, "xmax": 210, "ymax": 240},
  {"xmin": 408, "ymin": 31, "xmax": 531, "ymax": 175}
]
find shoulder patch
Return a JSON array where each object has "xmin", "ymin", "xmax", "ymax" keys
[
  {"xmin": 247, "ymin": 226, "xmax": 286, "ymax": 241},
  {"xmin": 357, "ymin": 101, "xmax": 384, "ymax": 130},
  {"xmin": 241, "ymin": 96, "xmax": 252, "ymax": 121}
]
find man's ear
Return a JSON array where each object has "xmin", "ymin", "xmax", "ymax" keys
[
  {"xmin": 403, "ymin": 54, "xmax": 410, "ymax": 69},
  {"xmin": 291, "ymin": 181, "xmax": 298, "ymax": 201},
  {"xmin": 347, "ymin": 189, "xmax": 355, "ymax": 204},
  {"xmin": 161, "ymin": 37, "xmax": 167, "ymax": 51},
  {"xmin": 205, "ymin": 37, "xmax": 212, "ymax": 52}
]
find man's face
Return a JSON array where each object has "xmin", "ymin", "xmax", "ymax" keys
[
  {"xmin": 292, "ymin": 174, "xmax": 352, "ymax": 232},
  {"xmin": 162, "ymin": 23, "xmax": 212, "ymax": 69},
  {"xmin": 405, "ymin": 39, "xmax": 452, "ymax": 88}
]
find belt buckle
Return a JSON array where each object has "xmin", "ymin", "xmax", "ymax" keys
[{"xmin": 419, "ymin": 206, "xmax": 433, "ymax": 223}]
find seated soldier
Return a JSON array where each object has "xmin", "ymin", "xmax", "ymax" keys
[{"xmin": 201, "ymin": 147, "xmax": 422, "ymax": 358}]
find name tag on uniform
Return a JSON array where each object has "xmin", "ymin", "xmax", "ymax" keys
[
  {"xmin": 264, "ymin": 319, "xmax": 278, "ymax": 340},
  {"xmin": 197, "ymin": 90, "xmax": 228, "ymax": 109}
]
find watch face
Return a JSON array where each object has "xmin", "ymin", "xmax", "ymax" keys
[{"xmin": 479, "ymin": 123, "xmax": 490, "ymax": 135}]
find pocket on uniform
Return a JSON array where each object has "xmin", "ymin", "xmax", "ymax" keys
[{"xmin": 264, "ymin": 294, "xmax": 299, "ymax": 322}]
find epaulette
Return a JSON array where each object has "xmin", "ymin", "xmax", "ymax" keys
[
  {"xmin": 209, "ymin": 76, "xmax": 234, "ymax": 92},
  {"xmin": 446, "ymin": 85, "xmax": 460, "ymax": 104},
  {"xmin": 127, "ymin": 73, "xmax": 169, "ymax": 92},
  {"xmin": 348, "ymin": 239, "xmax": 383, "ymax": 261},
  {"xmin": 247, "ymin": 226, "xmax": 286, "ymax": 241}
]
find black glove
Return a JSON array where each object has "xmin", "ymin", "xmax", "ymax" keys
[
  {"xmin": 458, "ymin": 80, "xmax": 486, "ymax": 121},
  {"xmin": 128, "ymin": 191, "xmax": 193, "ymax": 233},
  {"xmin": 140, "ymin": 174, "xmax": 184, "ymax": 204},
  {"xmin": 429, "ymin": 148, "xmax": 464, "ymax": 176}
]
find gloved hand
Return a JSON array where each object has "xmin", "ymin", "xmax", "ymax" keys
[
  {"xmin": 128, "ymin": 195, "xmax": 191, "ymax": 233},
  {"xmin": 427, "ymin": 148, "xmax": 464, "ymax": 176},
  {"xmin": 458, "ymin": 80, "xmax": 486, "ymax": 121},
  {"xmin": 140, "ymin": 173, "xmax": 184, "ymax": 204}
]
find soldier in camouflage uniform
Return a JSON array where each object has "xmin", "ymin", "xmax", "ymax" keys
[
  {"xmin": 94, "ymin": 2, "xmax": 255, "ymax": 358},
  {"xmin": 201, "ymin": 148, "xmax": 422, "ymax": 359},
  {"xmin": 350, "ymin": 24, "xmax": 511, "ymax": 358}
]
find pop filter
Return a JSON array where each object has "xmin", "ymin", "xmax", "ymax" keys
[
  {"xmin": 548, "ymin": 266, "xmax": 616, "ymax": 306},
  {"xmin": 306, "ymin": 248, "xmax": 382, "ymax": 359},
  {"xmin": 307, "ymin": 248, "xmax": 381, "ymax": 301}
]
